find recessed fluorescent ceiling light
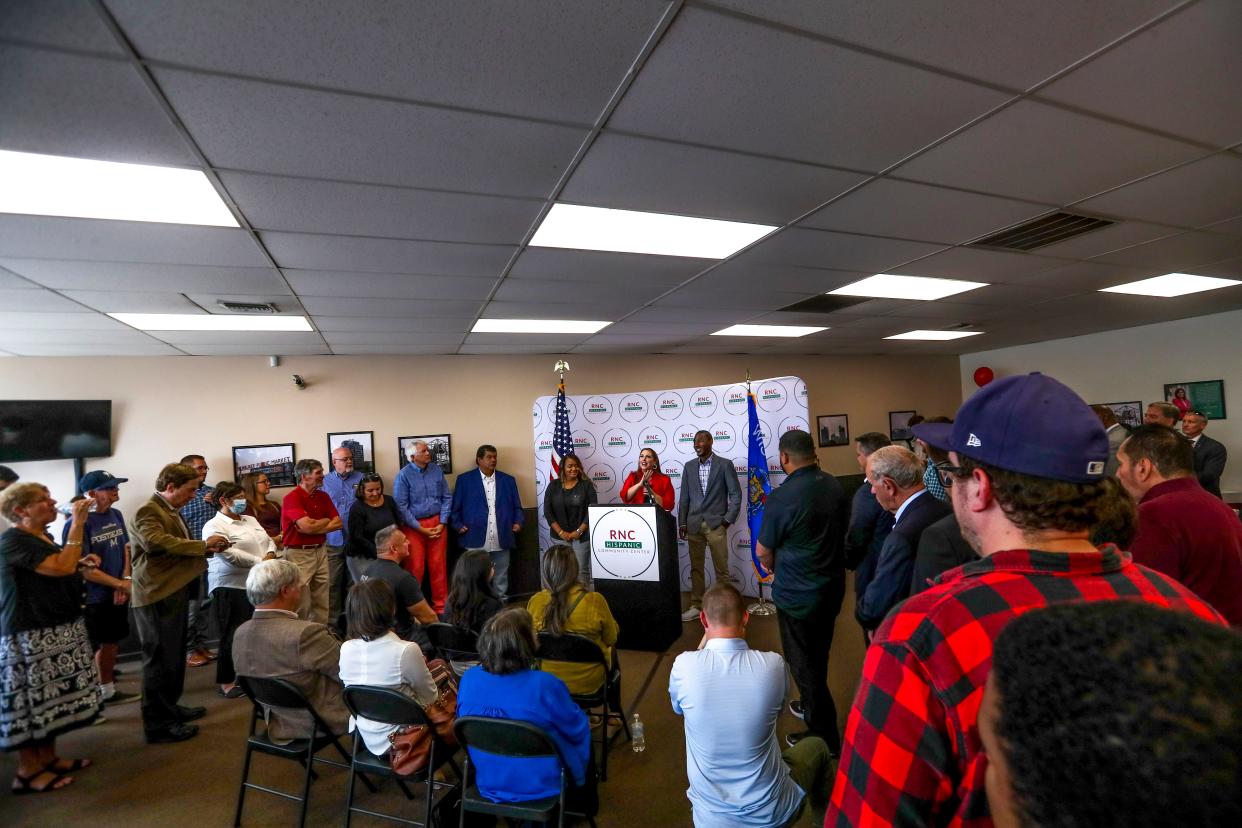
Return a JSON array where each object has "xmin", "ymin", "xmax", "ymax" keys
[
  {"xmin": 0, "ymin": 149, "xmax": 238, "ymax": 227},
  {"xmin": 885, "ymin": 330, "xmax": 984, "ymax": 340},
  {"xmin": 1099, "ymin": 273, "xmax": 1242, "ymax": 297},
  {"xmin": 110, "ymin": 313, "xmax": 312, "ymax": 331},
  {"xmin": 829, "ymin": 273, "xmax": 988, "ymax": 300},
  {"xmin": 529, "ymin": 203, "xmax": 775, "ymax": 259},
  {"xmin": 472, "ymin": 319, "xmax": 610, "ymax": 334},
  {"xmin": 711, "ymin": 324, "xmax": 827, "ymax": 337}
]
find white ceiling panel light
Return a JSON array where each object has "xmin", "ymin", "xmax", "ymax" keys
[
  {"xmin": 472, "ymin": 318, "xmax": 611, "ymax": 334},
  {"xmin": 711, "ymin": 324, "xmax": 827, "ymax": 337},
  {"xmin": 1099, "ymin": 272, "xmax": 1242, "ymax": 297},
  {"xmin": 529, "ymin": 203, "xmax": 776, "ymax": 259},
  {"xmin": 109, "ymin": 313, "xmax": 312, "ymax": 331},
  {"xmin": 0, "ymin": 149, "xmax": 238, "ymax": 227},
  {"xmin": 884, "ymin": 330, "xmax": 985, "ymax": 340},
  {"xmin": 829, "ymin": 273, "xmax": 988, "ymax": 300}
]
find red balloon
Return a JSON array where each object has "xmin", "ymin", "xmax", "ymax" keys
[{"xmin": 973, "ymin": 366, "xmax": 995, "ymax": 387}]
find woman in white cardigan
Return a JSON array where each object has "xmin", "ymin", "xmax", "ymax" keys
[{"xmin": 338, "ymin": 579, "xmax": 438, "ymax": 757}]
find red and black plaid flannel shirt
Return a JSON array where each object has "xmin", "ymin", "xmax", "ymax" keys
[{"xmin": 826, "ymin": 544, "xmax": 1225, "ymax": 827}]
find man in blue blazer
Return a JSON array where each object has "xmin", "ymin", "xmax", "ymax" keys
[
  {"xmin": 678, "ymin": 430, "xmax": 742, "ymax": 621},
  {"xmin": 451, "ymin": 445, "xmax": 525, "ymax": 601}
]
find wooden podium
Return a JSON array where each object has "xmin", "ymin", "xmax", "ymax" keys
[{"xmin": 588, "ymin": 503, "xmax": 681, "ymax": 652}]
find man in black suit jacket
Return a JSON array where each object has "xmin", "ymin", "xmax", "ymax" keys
[
  {"xmin": 1183, "ymin": 411, "xmax": 1227, "ymax": 498},
  {"xmin": 855, "ymin": 446, "xmax": 951, "ymax": 632},
  {"xmin": 910, "ymin": 513, "xmax": 978, "ymax": 597}
]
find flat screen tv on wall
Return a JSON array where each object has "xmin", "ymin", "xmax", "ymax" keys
[{"xmin": 0, "ymin": 400, "xmax": 113, "ymax": 462}]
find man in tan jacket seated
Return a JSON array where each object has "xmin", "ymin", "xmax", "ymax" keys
[{"xmin": 232, "ymin": 559, "xmax": 349, "ymax": 743}]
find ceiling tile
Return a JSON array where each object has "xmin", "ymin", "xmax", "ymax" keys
[
  {"xmin": 1073, "ymin": 153, "xmax": 1242, "ymax": 228},
  {"xmin": 578, "ymin": 332, "xmax": 694, "ymax": 346},
  {"xmin": 1093, "ymin": 231, "xmax": 1242, "ymax": 269},
  {"xmin": 298, "ymin": 296, "xmax": 481, "ymax": 318},
  {"xmin": 492, "ymin": 278, "xmax": 669, "ymax": 305},
  {"xmin": 508, "ymin": 248, "xmax": 707, "ymax": 285},
  {"xmin": 739, "ymin": 227, "xmax": 945, "ymax": 272},
  {"xmin": 657, "ymin": 285, "xmax": 814, "ymax": 311},
  {"xmin": 596, "ymin": 320, "xmax": 722, "ymax": 336},
  {"xmin": 0, "ymin": 259, "xmax": 286, "ymax": 293},
  {"xmin": 0, "ymin": 267, "xmax": 37, "ymax": 290},
  {"xmin": 151, "ymin": 331, "xmax": 327, "ymax": 347},
  {"xmin": 458, "ymin": 343, "xmax": 577, "ymax": 355},
  {"xmin": 321, "ymin": 331, "xmax": 466, "ymax": 346},
  {"xmin": 1010, "ymin": 261, "xmax": 1155, "ymax": 293},
  {"xmin": 261, "ymin": 232, "xmax": 513, "ymax": 277},
  {"xmin": 0, "ymin": 288, "xmax": 93, "ymax": 312},
  {"xmin": 2, "ymin": 0, "xmax": 126, "ymax": 54},
  {"xmin": 0, "ymin": 327, "xmax": 162, "ymax": 345},
  {"xmin": 1026, "ymin": 220, "xmax": 1180, "ymax": 260},
  {"xmin": 1194, "ymin": 257, "xmax": 1242, "ymax": 279},
  {"xmin": 945, "ymin": 283, "xmax": 1070, "ymax": 307},
  {"xmin": 183, "ymin": 294, "xmax": 303, "ymax": 314},
  {"xmin": 891, "ymin": 247, "xmax": 1064, "ymax": 284},
  {"xmin": 311, "ymin": 316, "xmax": 474, "ymax": 334},
  {"xmin": 60, "ymin": 290, "xmax": 201, "ymax": 313},
  {"xmin": 635, "ymin": 306, "xmax": 760, "ymax": 324},
  {"xmin": 701, "ymin": 262, "xmax": 865, "ymax": 294},
  {"xmin": 0, "ymin": 342, "xmax": 182, "ymax": 356},
  {"xmin": 1202, "ymin": 216, "xmax": 1242, "ymax": 237},
  {"xmin": 285, "ymin": 270, "xmax": 496, "ymax": 300},
  {"xmin": 480, "ymin": 301, "xmax": 634, "ymax": 320},
  {"xmin": 176, "ymin": 343, "xmax": 330, "ymax": 356},
  {"xmin": 0, "ymin": 216, "xmax": 269, "ymax": 267},
  {"xmin": 608, "ymin": 6, "xmax": 1007, "ymax": 171},
  {"xmin": 464, "ymin": 333, "xmax": 592, "ymax": 347},
  {"xmin": 331, "ymin": 344, "xmax": 457, "ymax": 355},
  {"xmin": 0, "ymin": 311, "xmax": 131, "ymax": 331}
]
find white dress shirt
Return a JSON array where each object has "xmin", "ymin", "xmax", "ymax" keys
[
  {"xmin": 481, "ymin": 471, "xmax": 501, "ymax": 552},
  {"xmin": 338, "ymin": 632, "xmax": 438, "ymax": 755},
  {"xmin": 202, "ymin": 512, "xmax": 277, "ymax": 592}
]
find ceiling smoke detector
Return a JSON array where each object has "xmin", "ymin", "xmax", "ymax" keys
[{"xmin": 217, "ymin": 300, "xmax": 278, "ymax": 314}]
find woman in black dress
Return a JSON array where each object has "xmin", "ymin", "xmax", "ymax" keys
[
  {"xmin": 345, "ymin": 473, "xmax": 403, "ymax": 580},
  {"xmin": 543, "ymin": 454, "xmax": 597, "ymax": 588}
]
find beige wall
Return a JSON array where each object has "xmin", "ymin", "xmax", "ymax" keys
[{"xmin": 1, "ymin": 353, "xmax": 962, "ymax": 522}]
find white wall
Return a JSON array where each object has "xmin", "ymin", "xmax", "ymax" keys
[{"xmin": 960, "ymin": 309, "xmax": 1242, "ymax": 496}]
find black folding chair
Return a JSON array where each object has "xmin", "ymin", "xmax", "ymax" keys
[
  {"xmin": 454, "ymin": 716, "xmax": 597, "ymax": 828},
  {"xmin": 424, "ymin": 623, "xmax": 480, "ymax": 675},
  {"xmin": 341, "ymin": 686, "xmax": 461, "ymax": 827},
  {"xmin": 535, "ymin": 632, "xmax": 630, "ymax": 782},
  {"xmin": 233, "ymin": 675, "xmax": 363, "ymax": 828}
]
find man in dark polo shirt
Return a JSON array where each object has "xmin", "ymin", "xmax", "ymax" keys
[
  {"xmin": 280, "ymin": 458, "xmax": 341, "ymax": 624},
  {"xmin": 361, "ymin": 525, "xmax": 439, "ymax": 653},
  {"xmin": 756, "ymin": 429, "xmax": 848, "ymax": 754}
]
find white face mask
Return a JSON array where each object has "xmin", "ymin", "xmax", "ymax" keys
[{"xmin": 230, "ymin": 499, "xmax": 248, "ymax": 515}]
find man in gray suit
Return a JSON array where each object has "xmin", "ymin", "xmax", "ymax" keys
[
  {"xmin": 678, "ymin": 430, "xmax": 742, "ymax": 621},
  {"xmin": 1091, "ymin": 405, "xmax": 1128, "ymax": 477},
  {"xmin": 232, "ymin": 559, "xmax": 349, "ymax": 744}
]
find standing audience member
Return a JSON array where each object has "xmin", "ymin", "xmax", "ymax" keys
[
  {"xmin": 543, "ymin": 453, "xmax": 597, "ymax": 588},
  {"xmin": 280, "ymin": 458, "xmax": 341, "ymax": 624},
  {"xmin": 827, "ymin": 373, "xmax": 1226, "ymax": 826},
  {"xmin": 344, "ymin": 472, "xmax": 402, "ymax": 580},
  {"xmin": 451, "ymin": 445, "xmax": 525, "ymax": 604},
  {"xmin": 178, "ymin": 454, "xmax": 216, "ymax": 669},
  {"xmin": 322, "ymin": 447, "xmax": 363, "ymax": 622},
  {"xmin": 0, "ymin": 465, "xmax": 18, "ymax": 533},
  {"xmin": 677, "ymin": 430, "xmax": 742, "ymax": 621},
  {"xmin": 1181, "ymin": 410, "xmax": 1228, "ymax": 498},
  {"xmin": 1143, "ymin": 401, "xmax": 1179, "ymax": 427},
  {"xmin": 843, "ymin": 432, "xmax": 893, "ymax": 645},
  {"xmin": 241, "ymin": 472, "xmax": 283, "ymax": 544},
  {"xmin": 855, "ymin": 446, "xmax": 951, "ymax": 633},
  {"xmin": 913, "ymin": 417, "xmax": 953, "ymax": 503},
  {"xmin": 131, "ymin": 463, "xmax": 230, "ymax": 744},
  {"xmin": 621, "ymin": 448, "xmax": 675, "ymax": 511},
  {"xmin": 909, "ymin": 512, "xmax": 977, "ymax": 597},
  {"xmin": 360, "ymin": 525, "xmax": 438, "ymax": 654},
  {"xmin": 1114, "ymin": 424, "xmax": 1242, "ymax": 625},
  {"xmin": 756, "ymin": 429, "xmax": 847, "ymax": 754},
  {"xmin": 201, "ymin": 481, "xmax": 278, "ymax": 699},
  {"xmin": 980, "ymin": 601, "xmax": 1242, "ymax": 828},
  {"xmin": 0, "ymin": 486, "xmax": 101, "ymax": 793},
  {"xmin": 232, "ymin": 559, "xmax": 349, "ymax": 744},
  {"xmin": 1090, "ymin": 404, "xmax": 1128, "ymax": 476},
  {"xmin": 443, "ymin": 548, "xmax": 503, "ymax": 635},
  {"xmin": 670, "ymin": 583, "xmax": 832, "ymax": 828},
  {"xmin": 528, "ymin": 544, "xmax": 619, "ymax": 696},
  {"xmin": 393, "ymin": 441, "xmax": 452, "ymax": 616}
]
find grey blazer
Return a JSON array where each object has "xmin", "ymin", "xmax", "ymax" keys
[{"xmin": 678, "ymin": 453, "xmax": 742, "ymax": 531}]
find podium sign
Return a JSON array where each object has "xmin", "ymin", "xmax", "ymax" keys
[
  {"xmin": 588, "ymin": 503, "xmax": 682, "ymax": 652},
  {"xmin": 589, "ymin": 505, "xmax": 660, "ymax": 582}
]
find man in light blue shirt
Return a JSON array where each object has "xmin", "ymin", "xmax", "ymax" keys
[
  {"xmin": 669, "ymin": 583, "xmax": 831, "ymax": 828},
  {"xmin": 393, "ymin": 441, "xmax": 453, "ymax": 613},
  {"xmin": 322, "ymin": 446, "xmax": 363, "ymax": 620}
]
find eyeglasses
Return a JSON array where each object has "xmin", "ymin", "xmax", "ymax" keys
[
  {"xmin": 933, "ymin": 460, "xmax": 965, "ymax": 487},
  {"xmin": 360, "ymin": 473, "xmax": 382, "ymax": 482}
]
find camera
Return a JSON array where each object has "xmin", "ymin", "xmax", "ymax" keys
[{"xmin": 292, "ymin": 374, "xmax": 307, "ymax": 390}]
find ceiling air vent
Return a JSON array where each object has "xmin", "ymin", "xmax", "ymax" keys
[
  {"xmin": 217, "ymin": 300, "xmax": 278, "ymax": 314},
  {"xmin": 969, "ymin": 212, "xmax": 1114, "ymax": 251},
  {"xmin": 778, "ymin": 295, "xmax": 870, "ymax": 314}
]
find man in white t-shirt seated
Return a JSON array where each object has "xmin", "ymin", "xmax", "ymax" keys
[{"xmin": 669, "ymin": 582, "xmax": 832, "ymax": 828}]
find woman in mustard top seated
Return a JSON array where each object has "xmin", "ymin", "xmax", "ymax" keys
[{"xmin": 527, "ymin": 544, "xmax": 618, "ymax": 695}]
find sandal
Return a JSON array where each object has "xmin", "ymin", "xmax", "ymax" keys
[
  {"xmin": 218, "ymin": 686, "xmax": 246, "ymax": 699},
  {"xmin": 46, "ymin": 758, "xmax": 92, "ymax": 773},
  {"xmin": 12, "ymin": 769, "xmax": 73, "ymax": 795}
]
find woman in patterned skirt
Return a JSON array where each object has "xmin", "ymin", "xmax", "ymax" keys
[{"xmin": 1, "ymin": 483, "xmax": 103, "ymax": 794}]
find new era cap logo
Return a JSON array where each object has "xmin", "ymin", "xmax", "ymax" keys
[
  {"xmin": 966, "ymin": 433, "xmax": 982, "ymax": 447},
  {"xmin": 1086, "ymin": 461, "xmax": 1105, "ymax": 476}
]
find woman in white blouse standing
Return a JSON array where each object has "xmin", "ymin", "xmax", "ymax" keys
[
  {"xmin": 338, "ymin": 579, "xmax": 438, "ymax": 757},
  {"xmin": 202, "ymin": 480, "xmax": 277, "ymax": 699}
]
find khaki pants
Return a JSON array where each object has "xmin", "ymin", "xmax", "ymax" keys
[
  {"xmin": 285, "ymin": 545, "xmax": 329, "ymax": 624},
  {"xmin": 687, "ymin": 520, "xmax": 730, "ymax": 608}
]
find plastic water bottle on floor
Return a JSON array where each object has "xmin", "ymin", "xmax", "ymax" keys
[{"xmin": 631, "ymin": 713, "xmax": 645, "ymax": 753}]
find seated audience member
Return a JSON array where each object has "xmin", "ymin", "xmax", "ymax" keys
[
  {"xmin": 909, "ymin": 512, "xmax": 977, "ymax": 596},
  {"xmin": 457, "ymin": 608, "xmax": 595, "ymax": 814},
  {"xmin": 855, "ymin": 445, "xmax": 950, "ymax": 632},
  {"xmin": 843, "ymin": 433, "xmax": 894, "ymax": 636},
  {"xmin": 914, "ymin": 417, "xmax": 953, "ymax": 503},
  {"xmin": 1143, "ymin": 401, "xmax": 1179, "ymax": 427},
  {"xmin": 338, "ymin": 579, "xmax": 437, "ymax": 757},
  {"xmin": 827, "ymin": 373, "xmax": 1226, "ymax": 827},
  {"xmin": 1090, "ymin": 404, "xmax": 1128, "ymax": 477},
  {"xmin": 442, "ymin": 548, "xmax": 503, "ymax": 635},
  {"xmin": 1181, "ymin": 409, "xmax": 1228, "ymax": 498},
  {"xmin": 670, "ymin": 583, "xmax": 831, "ymax": 828},
  {"xmin": 360, "ymin": 525, "xmax": 438, "ymax": 654},
  {"xmin": 231, "ymin": 559, "xmax": 349, "ymax": 743},
  {"xmin": 620, "ymin": 448, "xmax": 675, "ymax": 512},
  {"xmin": 527, "ymin": 544, "xmax": 619, "ymax": 695},
  {"xmin": 345, "ymin": 473, "xmax": 403, "ymax": 580},
  {"xmin": 1115, "ymin": 425, "xmax": 1242, "ymax": 625},
  {"xmin": 981, "ymin": 601, "xmax": 1242, "ymax": 828},
  {"xmin": 202, "ymin": 481, "xmax": 278, "ymax": 698},
  {"xmin": 241, "ymin": 472, "xmax": 283, "ymax": 545},
  {"xmin": 0, "ymin": 465, "xmax": 17, "ymax": 533}
]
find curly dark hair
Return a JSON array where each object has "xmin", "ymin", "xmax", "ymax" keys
[{"xmin": 992, "ymin": 601, "xmax": 1242, "ymax": 828}]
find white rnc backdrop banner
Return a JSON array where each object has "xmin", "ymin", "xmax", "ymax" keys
[{"xmin": 533, "ymin": 376, "xmax": 809, "ymax": 597}]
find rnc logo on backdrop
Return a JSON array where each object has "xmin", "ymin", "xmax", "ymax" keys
[
  {"xmin": 690, "ymin": 388, "xmax": 718, "ymax": 418},
  {"xmin": 654, "ymin": 392, "xmax": 684, "ymax": 421},
  {"xmin": 662, "ymin": 459, "xmax": 683, "ymax": 484},
  {"xmin": 758, "ymin": 382, "xmax": 787, "ymax": 412},
  {"xmin": 779, "ymin": 416, "xmax": 809, "ymax": 437},
  {"xmin": 618, "ymin": 394, "xmax": 648, "ymax": 423},
  {"xmin": 673, "ymin": 425, "xmax": 699, "ymax": 454},
  {"xmin": 602, "ymin": 427, "xmax": 632, "ymax": 458},
  {"xmin": 547, "ymin": 395, "xmax": 577, "ymax": 423},
  {"xmin": 794, "ymin": 378, "xmax": 808, "ymax": 403},
  {"xmin": 588, "ymin": 463, "xmax": 615, "ymax": 491},
  {"xmin": 535, "ymin": 433, "xmax": 553, "ymax": 454},
  {"xmin": 710, "ymin": 422, "xmax": 736, "ymax": 451},
  {"xmin": 571, "ymin": 430, "xmax": 595, "ymax": 460},
  {"xmin": 723, "ymin": 385, "xmax": 748, "ymax": 416},
  {"xmin": 583, "ymin": 396, "xmax": 612, "ymax": 424},
  {"xmin": 532, "ymin": 404, "xmax": 542, "ymax": 426},
  {"xmin": 639, "ymin": 426, "xmax": 668, "ymax": 455}
]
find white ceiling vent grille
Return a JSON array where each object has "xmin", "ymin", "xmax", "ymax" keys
[
  {"xmin": 217, "ymin": 300, "xmax": 278, "ymax": 314},
  {"xmin": 970, "ymin": 212, "xmax": 1114, "ymax": 251}
]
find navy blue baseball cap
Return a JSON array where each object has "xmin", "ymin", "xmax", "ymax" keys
[
  {"xmin": 79, "ymin": 470, "xmax": 128, "ymax": 491},
  {"xmin": 912, "ymin": 373, "xmax": 1109, "ymax": 483}
]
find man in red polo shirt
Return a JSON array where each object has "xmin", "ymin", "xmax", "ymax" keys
[
  {"xmin": 280, "ymin": 458, "xmax": 341, "ymax": 624},
  {"xmin": 1115, "ymin": 424, "xmax": 1242, "ymax": 626},
  {"xmin": 826, "ymin": 373, "xmax": 1225, "ymax": 828}
]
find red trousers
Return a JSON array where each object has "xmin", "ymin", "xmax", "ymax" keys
[{"xmin": 401, "ymin": 517, "xmax": 448, "ymax": 614}]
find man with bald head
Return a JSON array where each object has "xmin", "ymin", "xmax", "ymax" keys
[{"xmin": 394, "ymin": 440, "xmax": 452, "ymax": 614}]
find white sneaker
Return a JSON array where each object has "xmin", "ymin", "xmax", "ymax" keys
[{"xmin": 681, "ymin": 607, "xmax": 701, "ymax": 622}]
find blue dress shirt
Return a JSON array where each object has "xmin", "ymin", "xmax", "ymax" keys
[
  {"xmin": 393, "ymin": 461, "xmax": 452, "ymax": 526},
  {"xmin": 322, "ymin": 470, "xmax": 363, "ymax": 546}
]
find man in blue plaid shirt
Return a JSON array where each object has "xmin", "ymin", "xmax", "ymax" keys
[{"xmin": 179, "ymin": 454, "xmax": 217, "ymax": 667}]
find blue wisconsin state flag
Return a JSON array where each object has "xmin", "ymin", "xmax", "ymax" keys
[{"xmin": 747, "ymin": 391, "xmax": 773, "ymax": 582}]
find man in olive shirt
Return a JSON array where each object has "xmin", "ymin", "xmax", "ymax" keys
[
  {"xmin": 131, "ymin": 462, "xmax": 230, "ymax": 743},
  {"xmin": 756, "ymin": 430, "xmax": 848, "ymax": 755}
]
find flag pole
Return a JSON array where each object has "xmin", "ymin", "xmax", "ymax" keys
[{"xmin": 745, "ymin": 368, "xmax": 776, "ymax": 617}]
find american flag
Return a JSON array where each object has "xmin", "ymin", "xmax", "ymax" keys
[{"xmin": 551, "ymin": 379, "xmax": 572, "ymax": 479}]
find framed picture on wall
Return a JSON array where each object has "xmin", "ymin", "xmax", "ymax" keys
[
  {"xmin": 817, "ymin": 414, "xmax": 849, "ymax": 447},
  {"xmin": 1097, "ymin": 401, "xmax": 1142, "ymax": 430},
  {"xmin": 889, "ymin": 410, "xmax": 918, "ymax": 442},
  {"xmin": 327, "ymin": 430, "xmax": 374, "ymax": 474},
  {"xmin": 232, "ymin": 442, "xmax": 296, "ymax": 487},
  {"xmin": 398, "ymin": 434, "xmax": 452, "ymax": 476},
  {"xmin": 1163, "ymin": 380, "xmax": 1226, "ymax": 420}
]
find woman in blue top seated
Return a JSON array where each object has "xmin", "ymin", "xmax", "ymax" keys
[{"xmin": 456, "ymin": 607, "xmax": 597, "ymax": 816}]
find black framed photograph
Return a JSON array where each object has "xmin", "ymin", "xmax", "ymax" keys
[
  {"xmin": 817, "ymin": 414, "xmax": 849, "ymax": 447},
  {"xmin": 889, "ymin": 410, "xmax": 918, "ymax": 442},
  {"xmin": 1099, "ymin": 401, "xmax": 1142, "ymax": 430},
  {"xmin": 398, "ymin": 434, "xmax": 452, "ymax": 476},
  {"xmin": 327, "ymin": 430, "xmax": 374, "ymax": 474},
  {"xmin": 1163, "ymin": 380, "xmax": 1226, "ymax": 420},
  {"xmin": 232, "ymin": 443, "xmax": 296, "ymax": 487}
]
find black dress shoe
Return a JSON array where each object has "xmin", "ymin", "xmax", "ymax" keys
[
  {"xmin": 146, "ymin": 723, "xmax": 199, "ymax": 744},
  {"xmin": 175, "ymin": 704, "xmax": 207, "ymax": 722}
]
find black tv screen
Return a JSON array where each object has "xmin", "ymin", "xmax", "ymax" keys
[{"xmin": 0, "ymin": 400, "xmax": 113, "ymax": 462}]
